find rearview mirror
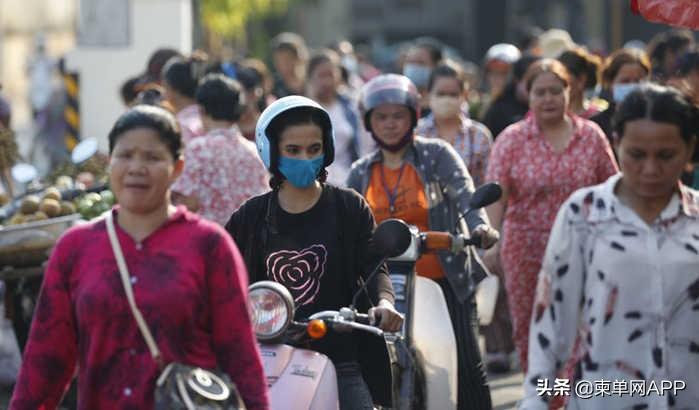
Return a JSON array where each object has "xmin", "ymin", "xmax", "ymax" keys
[
  {"xmin": 372, "ymin": 218, "xmax": 412, "ymax": 258},
  {"xmin": 468, "ymin": 182, "xmax": 502, "ymax": 210}
]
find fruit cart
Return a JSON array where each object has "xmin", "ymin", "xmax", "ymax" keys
[{"xmin": 0, "ymin": 214, "xmax": 83, "ymax": 350}]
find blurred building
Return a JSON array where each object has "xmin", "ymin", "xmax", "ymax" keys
[{"xmin": 288, "ymin": 0, "xmax": 680, "ymax": 65}]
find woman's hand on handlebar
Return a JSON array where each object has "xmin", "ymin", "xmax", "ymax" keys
[
  {"xmin": 369, "ymin": 299, "xmax": 404, "ymax": 333},
  {"xmin": 471, "ymin": 224, "xmax": 500, "ymax": 249}
]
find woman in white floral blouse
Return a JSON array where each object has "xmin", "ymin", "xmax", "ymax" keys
[{"xmin": 522, "ymin": 84, "xmax": 699, "ymax": 409}]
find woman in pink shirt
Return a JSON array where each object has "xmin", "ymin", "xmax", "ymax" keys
[
  {"xmin": 171, "ymin": 74, "xmax": 269, "ymax": 224},
  {"xmin": 483, "ymin": 59, "xmax": 618, "ymax": 373},
  {"xmin": 10, "ymin": 105, "xmax": 269, "ymax": 410},
  {"xmin": 162, "ymin": 54, "xmax": 206, "ymax": 146}
]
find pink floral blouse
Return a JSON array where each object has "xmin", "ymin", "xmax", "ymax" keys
[{"xmin": 172, "ymin": 127, "xmax": 269, "ymax": 225}]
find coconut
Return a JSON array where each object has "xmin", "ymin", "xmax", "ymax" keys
[
  {"xmin": 39, "ymin": 198, "xmax": 62, "ymax": 218},
  {"xmin": 20, "ymin": 195, "xmax": 41, "ymax": 215}
]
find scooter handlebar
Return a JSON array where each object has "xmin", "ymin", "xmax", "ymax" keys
[
  {"xmin": 355, "ymin": 313, "xmax": 371, "ymax": 325},
  {"xmin": 421, "ymin": 232, "xmax": 480, "ymax": 253},
  {"xmin": 339, "ymin": 321, "xmax": 383, "ymax": 337},
  {"xmin": 307, "ymin": 309, "xmax": 383, "ymax": 336}
]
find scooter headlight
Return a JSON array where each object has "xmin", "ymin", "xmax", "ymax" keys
[{"xmin": 249, "ymin": 281, "xmax": 294, "ymax": 342}]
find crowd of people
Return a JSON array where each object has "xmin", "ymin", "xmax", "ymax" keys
[{"xmin": 2, "ymin": 24, "xmax": 699, "ymax": 410}]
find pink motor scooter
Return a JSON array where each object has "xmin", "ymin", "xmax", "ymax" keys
[
  {"xmin": 247, "ymin": 223, "xmax": 411, "ymax": 409},
  {"xmin": 248, "ymin": 282, "xmax": 391, "ymax": 410}
]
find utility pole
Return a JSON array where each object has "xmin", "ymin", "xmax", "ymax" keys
[{"xmin": 192, "ymin": 0, "xmax": 204, "ymax": 50}]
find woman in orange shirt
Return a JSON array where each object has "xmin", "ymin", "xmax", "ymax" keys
[{"xmin": 347, "ymin": 74, "xmax": 499, "ymax": 410}]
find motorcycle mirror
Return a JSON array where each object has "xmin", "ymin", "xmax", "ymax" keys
[
  {"xmin": 11, "ymin": 163, "xmax": 38, "ymax": 184},
  {"xmin": 71, "ymin": 138, "xmax": 98, "ymax": 164},
  {"xmin": 372, "ymin": 218, "xmax": 412, "ymax": 258},
  {"xmin": 468, "ymin": 182, "xmax": 502, "ymax": 210}
]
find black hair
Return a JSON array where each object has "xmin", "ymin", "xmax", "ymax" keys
[
  {"xmin": 613, "ymin": 83, "xmax": 699, "ymax": 145},
  {"xmin": 491, "ymin": 55, "xmax": 541, "ymax": 102},
  {"xmin": 162, "ymin": 53, "xmax": 209, "ymax": 99},
  {"xmin": 517, "ymin": 26, "xmax": 543, "ymax": 52},
  {"xmin": 648, "ymin": 29, "xmax": 695, "ymax": 70},
  {"xmin": 558, "ymin": 48, "xmax": 602, "ymax": 89},
  {"xmin": 601, "ymin": 48, "xmax": 651, "ymax": 89},
  {"xmin": 427, "ymin": 60, "xmax": 465, "ymax": 92},
  {"xmin": 145, "ymin": 48, "xmax": 182, "ymax": 82},
  {"xmin": 108, "ymin": 105, "xmax": 182, "ymax": 159},
  {"xmin": 676, "ymin": 51, "xmax": 699, "ymax": 76},
  {"xmin": 235, "ymin": 65, "xmax": 263, "ymax": 90},
  {"xmin": 196, "ymin": 73, "xmax": 245, "ymax": 122},
  {"xmin": 120, "ymin": 76, "xmax": 141, "ymax": 106},
  {"xmin": 513, "ymin": 55, "xmax": 541, "ymax": 81},
  {"xmin": 265, "ymin": 106, "xmax": 331, "ymax": 189},
  {"xmin": 413, "ymin": 37, "xmax": 444, "ymax": 65},
  {"xmin": 306, "ymin": 49, "xmax": 341, "ymax": 79}
]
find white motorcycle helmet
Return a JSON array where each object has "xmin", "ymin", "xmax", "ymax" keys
[{"xmin": 255, "ymin": 95, "xmax": 335, "ymax": 171}]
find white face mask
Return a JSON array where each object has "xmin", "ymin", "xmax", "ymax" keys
[{"xmin": 430, "ymin": 95, "xmax": 461, "ymax": 119}]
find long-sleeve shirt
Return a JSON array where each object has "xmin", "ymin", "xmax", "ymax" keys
[
  {"xmin": 171, "ymin": 126, "xmax": 269, "ymax": 225},
  {"xmin": 416, "ymin": 113, "xmax": 493, "ymax": 187},
  {"xmin": 10, "ymin": 207, "xmax": 269, "ymax": 410},
  {"xmin": 225, "ymin": 185, "xmax": 394, "ymax": 364},
  {"xmin": 521, "ymin": 174, "xmax": 699, "ymax": 410},
  {"xmin": 347, "ymin": 136, "xmax": 491, "ymax": 302}
]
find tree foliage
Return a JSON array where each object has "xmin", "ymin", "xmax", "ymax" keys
[{"xmin": 199, "ymin": 0, "xmax": 290, "ymax": 39}]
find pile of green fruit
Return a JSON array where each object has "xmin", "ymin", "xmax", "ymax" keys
[{"xmin": 75, "ymin": 190, "xmax": 115, "ymax": 220}]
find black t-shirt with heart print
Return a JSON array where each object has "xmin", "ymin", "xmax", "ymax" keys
[{"xmin": 266, "ymin": 187, "xmax": 356, "ymax": 363}]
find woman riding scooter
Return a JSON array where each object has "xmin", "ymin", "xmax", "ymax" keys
[
  {"xmin": 347, "ymin": 74, "xmax": 499, "ymax": 410},
  {"xmin": 225, "ymin": 95, "xmax": 403, "ymax": 410}
]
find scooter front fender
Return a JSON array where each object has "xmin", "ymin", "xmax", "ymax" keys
[
  {"xmin": 260, "ymin": 344, "xmax": 339, "ymax": 410},
  {"xmin": 412, "ymin": 276, "xmax": 458, "ymax": 410}
]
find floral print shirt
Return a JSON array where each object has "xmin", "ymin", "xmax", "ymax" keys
[
  {"xmin": 177, "ymin": 104, "xmax": 205, "ymax": 147},
  {"xmin": 416, "ymin": 113, "xmax": 493, "ymax": 187},
  {"xmin": 521, "ymin": 174, "xmax": 699, "ymax": 410},
  {"xmin": 486, "ymin": 113, "xmax": 618, "ymax": 233},
  {"xmin": 172, "ymin": 127, "xmax": 269, "ymax": 225}
]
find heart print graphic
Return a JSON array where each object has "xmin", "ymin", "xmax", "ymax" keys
[{"xmin": 266, "ymin": 245, "xmax": 327, "ymax": 306}]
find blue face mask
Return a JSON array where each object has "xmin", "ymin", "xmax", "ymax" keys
[
  {"xmin": 278, "ymin": 155, "xmax": 325, "ymax": 188},
  {"xmin": 612, "ymin": 83, "xmax": 640, "ymax": 103},
  {"xmin": 403, "ymin": 63, "xmax": 431, "ymax": 88}
]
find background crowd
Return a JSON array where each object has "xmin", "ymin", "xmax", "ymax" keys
[{"xmin": 1, "ymin": 19, "xmax": 699, "ymax": 410}]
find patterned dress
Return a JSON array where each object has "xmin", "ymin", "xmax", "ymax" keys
[
  {"xmin": 485, "ymin": 113, "xmax": 618, "ymax": 372},
  {"xmin": 521, "ymin": 175, "xmax": 699, "ymax": 410},
  {"xmin": 171, "ymin": 127, "xmax": 269, "ymax": 225}
]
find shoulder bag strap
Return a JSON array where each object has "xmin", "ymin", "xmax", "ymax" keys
[{"xmin": 105, "ymin": 212, "xmax": 162, "ymax": 363}]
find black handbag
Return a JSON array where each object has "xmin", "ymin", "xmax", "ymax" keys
[
  {"xmin": 106, "ymin": 212, "xmax": 245, "ymax": 410},
  {"xmin": 154, "ymin": 363, "xmax": 245, "ymax": 409}
]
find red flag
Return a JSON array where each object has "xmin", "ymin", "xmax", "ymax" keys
[{"xmin": 632, "ymin": 0, "xmax": 699, "ymax": 30}]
